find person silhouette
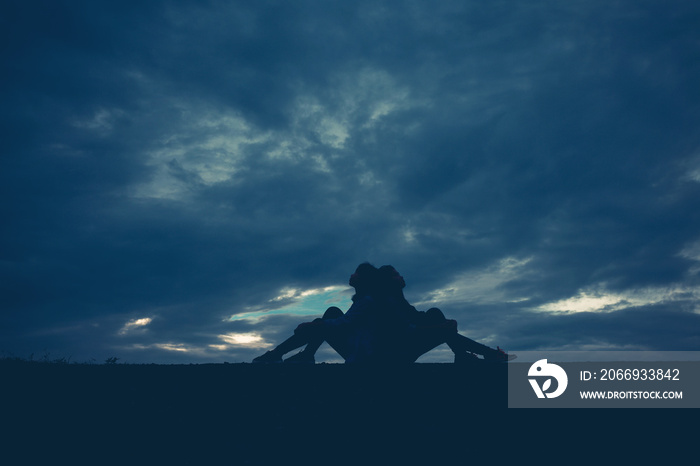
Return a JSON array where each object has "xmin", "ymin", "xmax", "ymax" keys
[
  {"xmin": 252, "ymin": 263, "xmax": 514, "ymax": 364},
  {"xmin": 252, "ymin": 262, "xmax": 384, "ymax": 364},
  {"xmin": 376, "ymin": 265, "xmax": 514, "ymax": 363}
]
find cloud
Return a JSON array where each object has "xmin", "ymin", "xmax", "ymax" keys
[
  {"xmin": 118, "ymin": 317, "xmax": 153, "ymax": 335},
  {"xmin": 535, "ymin": 285, "xmax": 700, "ymax": 314},
  {"xmin": 230, "ymin": 286, "xmax": 352, "ymax": 323},
  {"xmin": 217, "ymin": 332, "xmax": 272, "ymax": 349},
  {"xmin": 416, "ymin": 256, "xmax": 533, "ymax": 306},
  {"xmin": 2, "ymin": 1, "xmax": 700, "ymax": 363}
]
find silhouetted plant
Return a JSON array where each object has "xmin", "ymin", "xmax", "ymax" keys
[{"xmin": 39, "ymin": 350, "xmax": 72, "ymax": 364}]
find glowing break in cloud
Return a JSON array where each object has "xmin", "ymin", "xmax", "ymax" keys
[
  {"xmin": 154, "ymin": 343, "xmax": 190, "ymax": 353},
  {"xmin": 229, "ymin": 285, "xmax": 352, "ymax": 323},
  {"xmin": 118, "ymin": 317, "xmax": 153, "ymax": 335},
  {"xmin": 124, "ymin": 342, "xmax": 203, "ymax": 355},
  {"xmin": 535, "ymin": 285, "xmax": 700, "ymax": 314},
  {"xmin": 214, "ymin": 332, "xmax": 272, "ymax": 350},
  {"xmin": 537, "ymin": 240, "xmax": 700, "ymax": 314}
]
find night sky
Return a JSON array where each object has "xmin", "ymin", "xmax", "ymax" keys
[{"xmin": 2, "ymin": 0, "xmax": 700, "ymax": 364}]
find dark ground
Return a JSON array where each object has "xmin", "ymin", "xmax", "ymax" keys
[{"xmin": 2, "ymin": 360, "xmax": 693, "ymax": 464}]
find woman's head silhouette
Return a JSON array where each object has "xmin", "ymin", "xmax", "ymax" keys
[{"xmin": 349, "ymin": 262, "xmax": 379, "ymax": 299}]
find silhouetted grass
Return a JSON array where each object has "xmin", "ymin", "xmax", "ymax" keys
[{"xmin": 0, "ymin": 350, "xmax": 125, "ymax": 366}]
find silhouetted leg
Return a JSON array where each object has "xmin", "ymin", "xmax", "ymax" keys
[
  {"xmin": 268, "ymin": 333, "xmax": 307, "ymax": 357},
  {"xmin": 424, "ymin": 307, "xmax": 446, "ymax": 322},
  {"xmin": 323, "ymin": 327, "xmax": 356, "ymax": 361},
  {"xmin": 295, "ymin": 306, "xmax": 345, "ymax": 357},
  {"xmin": 446, "ymin": 333, "xmax": 496, "ymax": 356},
  {"xmin": 425, "ymin": 307, "xmax": 498, "ymax": 355},
  {"xmin": 403, "ymin": 308, "xmax": 498, "ymax": 361},
  {"xmin": 421, "ymin": 307, "xmax": 465, "ymax": 356},
  {"xmin": 262, "ymin": 307, "xmax": 344, "ymax": 359},
  {"xmin": 401, "ymin": 326, "xmax": 455, "ymax": 362}
]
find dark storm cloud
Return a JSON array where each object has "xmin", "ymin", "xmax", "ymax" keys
[{"xmin": 2, "ymin": 0, "xmax": 700, "ymax": 362}]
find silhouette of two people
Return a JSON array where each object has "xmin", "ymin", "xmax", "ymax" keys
[{"xmin": 252, "ymin": 263, "xmax": 513, "ymax": 364}]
